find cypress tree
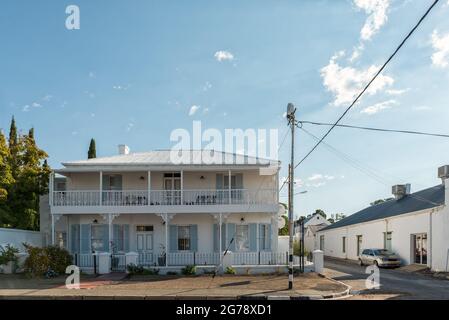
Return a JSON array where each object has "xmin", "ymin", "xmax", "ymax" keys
[{"xmin": 88, "ymin": 138, "xmax": 96, "ymax": 159}]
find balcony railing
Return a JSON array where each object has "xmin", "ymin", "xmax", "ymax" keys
[{"xmin": 52, "ymin": 189, "xmax": 277, "ymax": 207}]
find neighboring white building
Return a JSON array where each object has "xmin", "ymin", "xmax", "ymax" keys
[
  {"xmin": 294, "ymin": 213, "xmax": 330, "ymax": 253},
  {"xmin": 316, "ymin": 166, "xmax": 449, "ymax": 272},
  {"xmin": 42, "ymin": 148, "xmax": 284, "ymax": 272}
]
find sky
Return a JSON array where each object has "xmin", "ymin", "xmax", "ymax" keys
[{"xmin": 1, "ymin": 0, "xmax": 449, "ymax": 219}]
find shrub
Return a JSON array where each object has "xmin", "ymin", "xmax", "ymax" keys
[
  {"xmin": 181, "ymin": 265, "xmax": 196, "ymax": 275},
  {"xmin": 127, "ymin": 264, "xmax": 159, "ymax": 275},
  {"xmin": 224, "ymin": 266, "xmax": 236, "ymax": 275},
  {"xmin": 166, "ymin": 271, "xmax": 178, "ymax": 276},
  {"xmin": 0, "ymin": 244, "xmax": 19, "ymax": 265},
  {"xmin": 23, "ymin": 245, "xmax": 72, "ymax": 277}
]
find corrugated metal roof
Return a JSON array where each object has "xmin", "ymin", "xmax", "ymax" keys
[
  {"xmin": 62, "ymin": 150, "xmax": 279, "ymax": 167},
  {"xmin": 320, "ymin": 184, "xmax": 445, "ymax": 232}
]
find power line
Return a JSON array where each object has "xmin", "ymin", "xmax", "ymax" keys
[
  {"xmin": 298, "ymin": 121, "xmax": 449, "ymax": 138},
  {"xmin": 294, "ymin": 0, "xmax": 440, "ymax": 170}
]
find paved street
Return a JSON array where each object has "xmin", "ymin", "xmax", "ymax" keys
[{"xmin": 323, "ymin": 258, "xmax": 449, "ymax": 300}]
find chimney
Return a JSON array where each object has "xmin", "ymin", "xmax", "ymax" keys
[
  {"xmin": 118, "ymin": 144, "xmax": 130, "ymax": 155},
  {"xmin": 392, "ymin": 184, "xmax": 411, "ymax": 200},
  {"xmin": 438, "ymin": 165, "xmax": 449, "ymax": 182}
]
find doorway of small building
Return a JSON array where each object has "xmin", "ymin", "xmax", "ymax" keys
[
  {"xmin": 356, "ymin": 235, "xmax": 363, "ymax": 256},
  {"xmin": 137, "ymin": 225, "xmax": 154, "ymax": 265},
  {"xmin": 412, "ymin": 233, "xmax": 427, "ymax": 265}
]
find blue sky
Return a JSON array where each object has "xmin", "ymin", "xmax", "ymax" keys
[{"xmin": 1, "ymin": 0, "xmax": 449, "ymax": 219}]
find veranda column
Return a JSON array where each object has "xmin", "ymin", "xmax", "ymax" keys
[
  {"xmin": 99, "ymin": 171, "xmax": 103, "ymax": 206},
  {"xmin": 108, "ymin": 214, "xmax": 113, "ymax": 254},
  {"xmin": 228, "ymin": 169, "xmax": 232, "ymax": 204},
  {"xmin": 165, "ymin": 213, "xmax": 168, "ymax": 267},
  {"xmin": 51, "ymin": 214, "xmax": 55, "ymax": 245},
  {"xmin": 147, "ymin": 171, "xmax": 151, "ymax": 205},
  {"xmin": 180, "ymin": 170, "xmax": 184, "ymax": 205},
  {"xmin": 219, "ymin": 213, "xmax": 223, "ymax": 254}
]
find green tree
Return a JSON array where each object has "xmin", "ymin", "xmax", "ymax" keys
[
  {"xmin": 0, "ymin": 131, "xmax": 14, "ymax": 227},
  {"xmin": 278, "ymin": 203, "xmax": 289, "ymax": 236},
  {"xmin": 308, "ymin": 209, "xmax": 326, "ymax": 219},
  {"xmin": 87, "ymin": 138, "xmax": 96, "ymax": 159},
  {"xmin": 370, "ymin": 198, "xmax": 393, "ymax": 206},
  {"xmin": 4, "ymin": 123, "xmax": 50, "ymax": 230}
]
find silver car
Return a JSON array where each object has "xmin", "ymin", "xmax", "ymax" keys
[{"xmin": 359, "ymin": 249, "xmax": 401, "ymax": 268}]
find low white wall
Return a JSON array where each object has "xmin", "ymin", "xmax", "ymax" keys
[
  {"xmin": 277, "ymin": 236, "xmax": 289, "ymax": 253},
  {"xmin": 0, "ymin": 228, "xmax": 43, "ymax": 251}
]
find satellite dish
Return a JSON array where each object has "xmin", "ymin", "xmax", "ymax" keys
[
  {"xmin": 277, "ymin": 216, "xmax": 286, "ymax": 229},
  {"xmin": 277, "ymin": 204, "xmax": 286, "ymax": 217}
]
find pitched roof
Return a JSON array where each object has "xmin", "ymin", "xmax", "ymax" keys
[
  {"xmin": 61, "ymin": 150, "xmax": 279, "ymax": 168},
  {"xmin": 320, "ymin": 184, "xmax": 445, "ymax": 232}
]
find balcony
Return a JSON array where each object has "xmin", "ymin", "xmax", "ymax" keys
[{"xmin": 51, "ymin": 189, "xmax": 278, "ymax": 214}]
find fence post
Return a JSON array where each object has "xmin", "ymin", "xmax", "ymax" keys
[
  {"xmin": 286, "ymin": 252, "xmax": 288, "ymax": 266},
  {"xmin": 74, "ymin": 253, "xmax": 78, "ymax": 266},
  {"xmin": 258, "ymin": 251, "xmax": 261, "ymax": 265},
  {"xmin": 93, "ymin": 253, "xmax": 97, "ymax": 275},
  {"xmin": 193, "ymin": 252, "xmax": 196, "ymax": 265}
]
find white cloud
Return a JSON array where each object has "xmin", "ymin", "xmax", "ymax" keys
[
  {"xmin": 113, "ymin": 84, "xmax": 131, "ymax": 91},
  {"xmin": 354, "ymin": 0, "xmax": 390, "ymax": 41},
  {"xmin": 203, "ymin": 81, "xmax": 212, "ymax": 91},
  {"xmin": 71, "ymin": 131, "xmax": 78, "ymax": 136},
  {"xmin": 413, "ymin": 105, "xmax": 432, "ymax": 111},
  {"xmin": 22, "ymin": 105, "xmax": 30, "ymax": 112},
  {"xmin": 42, "ymin": 94, "xmax": 52, "ymax": 101},
  {"xmin": 360, "ymin": 99, "xmax": 398, "ymax": 115},
  {"xmin": 32, "ymin": 102, "xmax": 41, "ymax": 108},
  {"xmin": 214, "ymin": 50, "xmax": 234, "ymax": 62},
  {"xmin": 126, "ymin": 123, "xmax": 134, "ymax": 132},
  {"xmin": 305, "ymin": 174, "xmax": 339, "ymax": 188},
  {"xmin": 189, "ymin": 105, "xmax": 200, "ymax": 116},
  {"xmin": 386, "ymin": 88, "xmax": 410, "ymax": 96},
  {"xmin": 89, "ymin": 71, "xmax": 95, "ymax": 78},
  {"xmin": 203, "ymin": 107, "xmax": 209, "ymax": 114},
  {"xmin": 431, "ymin": 30, "xmax": 449, "ymax": 68},
  {"xmin": 321, "ymin": 52, "xmax": 394, "ymax": 106}
]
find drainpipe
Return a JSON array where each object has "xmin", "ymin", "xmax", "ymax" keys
[{"xmin": 429, "ymin": 209, "xmax": 433, "ymax": 269}]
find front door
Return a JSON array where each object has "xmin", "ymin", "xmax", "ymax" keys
[
  {"xmin": 136, "ymin": 226, "xmax": 153, "ymax": 265},
  {"xmin": 164, "ymin": 173, "xmax": 181, "ymax": 205},
  {"xmin": 413, "ymin": 233, "xmax": 427, "ymax": 265}
]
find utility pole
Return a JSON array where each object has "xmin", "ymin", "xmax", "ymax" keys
[{"xmin": 286, "ymin": 103, "xmax": 296, "ymax": 290}]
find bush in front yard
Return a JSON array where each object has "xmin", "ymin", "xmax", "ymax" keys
[
  {"xmin": 181, "ymin": 265, "xmax": 196, "ymax": 275},
  {"xmin": 23, "ymin": 244, "xmax": 72, "ymax": 277},
  {"xmin": 224, "ymin": 266, "xmax": 236, "ymax": 275},
  {"xmin": 126, "ymin": 263, "xmax": 159, "ymax": 275}
]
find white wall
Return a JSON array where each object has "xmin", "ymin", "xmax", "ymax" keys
[
  {"xmin": 0, "ymin": 228, "xmax": 43, "ymax": 252},
  {"xmin": 277, "ymin": 236, "xmax": 289, "ymax": 253},
  {"xmin": 316, "ymin": 206, "xmax": 449, "ymax": 271}
]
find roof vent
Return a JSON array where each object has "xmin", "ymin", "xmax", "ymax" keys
[
  {"xmin": 118, "ymin": 144, "xmax": 130, "ymax": 155},
  {"xmin": 392, "ymin": 184, "xmax": 411, "ymax": 200},
  {"xmin": 438, "ymin": 165, "xmax": 449, "ymax": 181}
]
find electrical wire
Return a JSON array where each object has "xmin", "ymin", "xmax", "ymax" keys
[
  {"xmin": 298, "ymin": 120, "xmax": 449, "ymax": 138},
  {"xmin": 293, "ymin": 0, "xmax": 440, "ymax": 170}
]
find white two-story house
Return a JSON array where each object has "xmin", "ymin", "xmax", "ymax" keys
[{"xmin": 46, "ymin": 147, "xmax": 282, "ymax": 271}]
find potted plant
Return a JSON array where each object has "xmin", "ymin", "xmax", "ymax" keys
[
  {"xmin": 0, "ymin": 244, "xmax": 19, "ymax": 274},
  {"xmin": 158, "ymin": 244, "xmax": 166, "ymax": 266}
]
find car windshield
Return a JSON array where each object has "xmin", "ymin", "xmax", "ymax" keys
[{"xmin": 374, "ymin": 249, "xmax": 393, "ymax": 255}]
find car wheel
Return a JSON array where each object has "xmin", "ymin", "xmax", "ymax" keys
[{"xmin": 359, "ymin": 259, "xmax": 364, "ymax": 266}]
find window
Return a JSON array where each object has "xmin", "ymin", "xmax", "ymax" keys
[
  {"xmin": 319, "ymin": 235, "xmax": 325, "ymax": 251},
  {"xmin": 91, "ymin": 225, "xmax": 105, "ymax": 251},
  {"xmin": 260, "ymin": 224, "xmax": 270, "ymax": 250},
  {"xmin": 384, "ymin": 232, "xmax": 392, "ymax": 251},
  {"xmin": 178, "ymin": 226, "xmax": 191, "ymax": 251},
  {"xmin": 56, "ymin": 232, "xmax": 67, "ymax": 249},
  {"xmin": 342, "ymin": 236, "xmax": 346, "ymax": 253},
  {"xmin": 113, "ymin": 225, "xmax": 127, "ymax": 252},
  {"xmin": 357, "ymin": 235, "xmax": 363, "ymax": 256},
  {"xmin": 136, "ymin": 226, "xmax": 153, "ymax": 232},
  {"xmin": 235, "ymin": 225, "xmax": 249, "ymax": 251}
]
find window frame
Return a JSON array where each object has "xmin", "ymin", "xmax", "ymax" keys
[
  {"xmin": 177, "ymin": 225, "xmax": 191, "ymax": 251},
  {"xmin": 235, "ymin": 224, "xmax": 250, "ymax": 252}
]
